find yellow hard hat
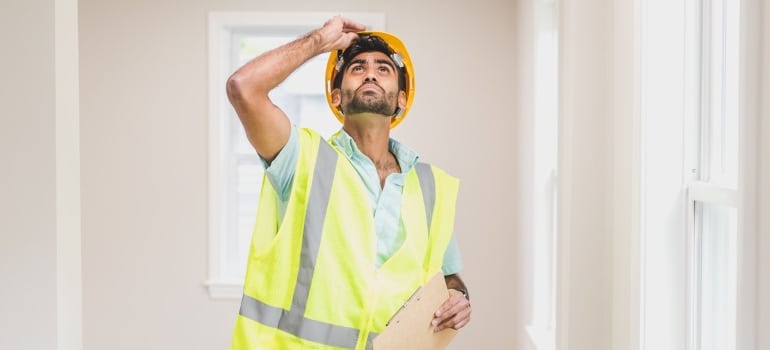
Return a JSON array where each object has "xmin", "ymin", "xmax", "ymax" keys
[{"xmin": 324, "ymin": 31, "xmax": 415, "ymax": 128}]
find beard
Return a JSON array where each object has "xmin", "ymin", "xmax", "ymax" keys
[{"xmin": 341, "ymin": 85, "xmax": 399, "ymax": 116}]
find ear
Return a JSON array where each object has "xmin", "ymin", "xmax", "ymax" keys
[
  {"xmin": 331, "ymin": 89, "xmax": 342, "ymax": 108},
  {"xmin": 398, "ymin": 90, "xmax": 407, "ymax": 109}
]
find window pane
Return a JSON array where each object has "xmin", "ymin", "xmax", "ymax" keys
[
  {"xmin": 239, "ymin": 36, "xmax": 296, "ymax": 66},
  {"xmin": 703, "ymin": 0, "xmax": 739, "ymax": 187},
  {"xmin": 696, "ymin": 202, "xmax": 736, "ymax": 350},
  {"xmin": 228, "ymin": 160, "xmax": 262, "ymax": 280}
]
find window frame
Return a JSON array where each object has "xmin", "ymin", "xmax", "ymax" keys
[
  {"xmin": 639, "ymin": 0, "xmax": 754, "ymax": 349},
  {"xmin": 526, "ymin": 1, "xmax": 559, "ymax": 349},
  {"xmin": 685, "ymin": 0, "xmax": 741, "ymax": 348}
]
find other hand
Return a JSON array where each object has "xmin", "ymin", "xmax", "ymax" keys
[{"xmin": 432, "ymin": 289, "xmax": 472, "ymax": 331}]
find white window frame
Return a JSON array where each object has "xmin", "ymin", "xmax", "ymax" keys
[
  {"xmin": 640, "ymin": 0, "xmax": 755, "ymax": 349},
  {"xmin": 205, "ymin": 11, "xmax": 385, "ymax": 299},
  {"xmin": 639, "ymin": 1, "xmax": 692, "ymax": 347},
  {"xmin": 527, "ymin": 1, "xmax": 559, "ymax": 349},
  {"xmin": 685, "ymin": 0, "xmax": 741, "ymax": 349},
  {"xmin": 734, "ymin": 0, "xmax": 761, "ymax": 349}
]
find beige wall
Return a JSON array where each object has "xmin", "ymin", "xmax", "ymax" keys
[
  {"xmin": 79, "ymin": 0, "xmax": 522, "ymax": 349},
  {"xmin": 0, "ymin": 0, "xmax": 58, "ymax": 349},
  {"xmin": 557, "ymin": 1, "xmax": 614, "ymax": 349},
  {"xmin": 759, "ymin": 1, "xmax": 769, "ymax": 348},
  {"xmin": 610, "ymin": 0, "xmax": 641, "ymax": 348}
]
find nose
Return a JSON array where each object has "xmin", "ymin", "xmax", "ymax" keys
[{"xmin": 364, "ymin": 68, "xmax": 377, "ymax": 82}]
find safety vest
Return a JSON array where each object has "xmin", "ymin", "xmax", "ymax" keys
[{"xmin": 231, "ymin": 128, "xmax": 459, "ymax": 350}]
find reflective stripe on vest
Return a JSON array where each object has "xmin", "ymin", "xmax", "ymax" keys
[
  {"xmin": 238, "ymin": 138, "xmax": 436, "ymax": 349},
  {"xmin": 414, "ymin": 162, "xmax": 435, "ymax": 232}
]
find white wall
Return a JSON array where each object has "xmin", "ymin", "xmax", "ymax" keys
[{"xmin": 79, "ymin": 0, "xmax": 522, "ymax": 349}]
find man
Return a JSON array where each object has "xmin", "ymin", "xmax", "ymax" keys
[{"xmin": 227, "ymin": 16, "xmax": 471, "ymax": 349}]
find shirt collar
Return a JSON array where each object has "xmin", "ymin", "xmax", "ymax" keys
[{"xmin": 330, "ymin": 128, "xmax": 420, "ymax": 173}]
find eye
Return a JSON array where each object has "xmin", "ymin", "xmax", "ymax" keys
[
  {"xmin": 351, "ymin": 65, "xmax": 364, "ymax": 73},
  {"xmin": 378, "ymin": 66, "xmax": 391, "ymax": 73}
]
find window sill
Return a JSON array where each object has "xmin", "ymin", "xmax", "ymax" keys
[{"xmin": 203, "ymin": 280, "xmax": 243, "ymax": 300}]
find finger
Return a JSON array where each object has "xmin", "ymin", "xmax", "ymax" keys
[
  {"xmin": 452, "ymin": 315, "xmax": 471, "ymax": 330},
  {"xmin": 339, "ymin": 18, "xmax": 366, "ymax": 32},
  {"xmin": 442, "ymin": 305, "xmax": 465, "ymax": 323},
  {"xmin": 435, "ymin": 307, "xmax": 472, "ymax": 331},
  {"xmin": 323, "ymin": 16, "xmax": 343, "ymax": 29},
  {"xmin": 341, "ymin": 32, "xmax": 360, "ymax": 46},
  {"xmin": 435, "ymin": 293, "xmax": 464, "ymax": 317},
  {"xmin": 435, "ymin": 296, "xmax": 472, "ymax": 330},
  {"xmin": 446, "ymin": 307, "xmax": 472, "ymax": 329},
  {"xmin": 432, "ymin": 301, "xmax": 469, "ymax": 329}
]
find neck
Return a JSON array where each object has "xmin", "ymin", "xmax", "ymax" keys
[
  {"xmin": 343, "ymin": 116, "xmax": 402, "ymax": 188},
  {"xmin": 343, "ymin": 114, "xmax": 393, "ymax": 165}
]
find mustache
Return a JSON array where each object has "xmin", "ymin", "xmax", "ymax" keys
[{"xmin": 355, "ymin": 81, "xmax": 384, "ymax": 93}]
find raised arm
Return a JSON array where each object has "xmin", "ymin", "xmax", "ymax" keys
[{"xmin": 226, "ymin": 16, "xmax": 366, "ymax": 162}]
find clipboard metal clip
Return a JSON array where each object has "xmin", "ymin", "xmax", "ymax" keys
[{"xmin": 385, "ymin": 286, "xmax": 422, "ymax": 327}]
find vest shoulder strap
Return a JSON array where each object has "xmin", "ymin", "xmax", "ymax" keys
[{"xmin": 414, "ymin": 162, "xmax": 436, "ymax": 232}]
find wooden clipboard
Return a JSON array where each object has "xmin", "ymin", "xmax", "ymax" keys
[{"xmin": 373, "ymin": 272, "xmax": 458, "ymax": 350}]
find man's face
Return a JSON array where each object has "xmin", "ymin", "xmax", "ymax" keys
[{"xmin": 333, "ymin": 51, "xmax": 406, "ymax": 117}]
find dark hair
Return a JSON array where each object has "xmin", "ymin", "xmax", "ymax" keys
[{"xmin": 332, "ymin": 34, "xmax": 407, "ymax": 91}]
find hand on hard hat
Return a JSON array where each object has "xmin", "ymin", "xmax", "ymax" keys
[{"xmin": 312, "ymin": 17, "xmax": 366, "ymax": 55}]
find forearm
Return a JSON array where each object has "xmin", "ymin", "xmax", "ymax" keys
[
  {"xmin": 227, "ymin": 16, "xmax": 362, "ymax": 103},
  {"xmin": 224, "ymin": 17, "xmax": 364, "ymax": 161},
  {"xmin": 227, "ymin": 32, "xmax": 323, "ymax": 100},
  {"xmin": 224, "ymin": 32, "xmax": 322, "ymax": 161}
]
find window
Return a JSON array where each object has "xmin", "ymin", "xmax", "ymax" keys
[
  {"xmin": 206, "ymin": 12, "xmax": 385, "ymax": 298},
  {"xmin": 640, "ymin": 0, "xmax": 742, "ymax": 349},
  {"xmin": 686, "ymin": 0, "xmax": 740, "ymax": 348}
]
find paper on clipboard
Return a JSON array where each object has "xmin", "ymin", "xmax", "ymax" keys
[{"xmin": 373, "ymin": 272, "xmax": 457, "ymax": 350}]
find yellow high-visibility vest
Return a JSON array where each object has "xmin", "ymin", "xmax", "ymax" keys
[{"xmin": 231, "ymin": 128, "xmax": 459, "ymax": 350}]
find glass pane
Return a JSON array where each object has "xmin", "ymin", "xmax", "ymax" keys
[
  {"xmin": 225, "ymin": 160, "xmax": 263, "ymax": 280},
  {"xmin": 238, "ymin": 36, "xmax": 296, "ymax": 66},
  {"xmin": 233, "ymin": 126, "xmax": 254, "ymax": 155},
  {"xmin": 297, "ymin": 95, "xmax": 338, "ymax": 139},
  {"xmin": 696, "ymin": 202, "xmax": 736, "ymax": 350},
  {"xmin": 704, "ymin": 0, "xmax": 739, "ymax": 187}
]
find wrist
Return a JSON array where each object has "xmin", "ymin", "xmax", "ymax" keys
[
  {"xmin": 452, "ymin": 288, "xmax": 469, "ymax": 301},
  {"xmin": 304, "ymin": 30, "xmax": 327, "ymax": 55}
]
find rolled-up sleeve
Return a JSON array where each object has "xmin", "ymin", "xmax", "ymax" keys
[
  {"xmin": 441, "ymin": 234, "xmax": 464, "ymax": 275},
  {"xmin": 261, "ymin": 126, "xmax": 299, "ymax": 202}
]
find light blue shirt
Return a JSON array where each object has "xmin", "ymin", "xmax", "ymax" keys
[{"xmin": 262, "ymin": 126, "xmax": 463, "ymax": 275}]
